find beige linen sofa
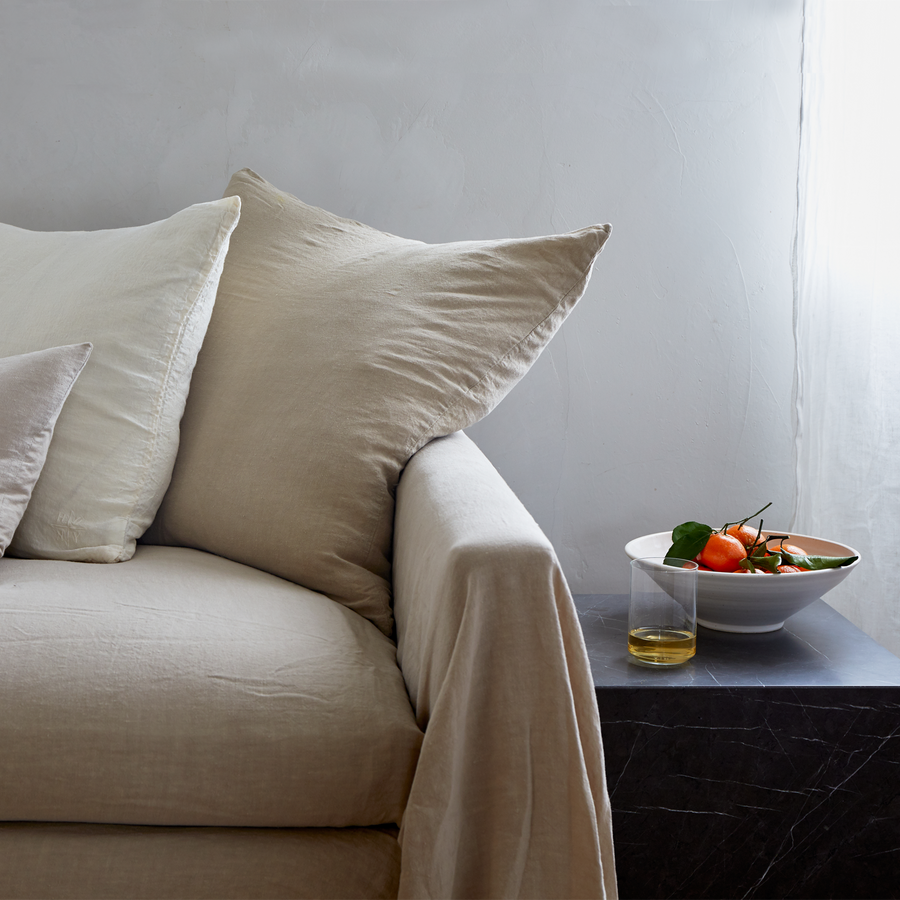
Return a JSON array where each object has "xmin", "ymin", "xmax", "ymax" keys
[{"xmin": 0, "ymin": 170, "xmax": 616, "ymax": 899}]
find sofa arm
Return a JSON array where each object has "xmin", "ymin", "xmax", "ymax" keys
[{"xmin": 393, "ymin": 432, "xmax": 617, "ymax": 900}]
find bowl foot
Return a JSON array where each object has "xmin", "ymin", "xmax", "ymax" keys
[{"xmin": 698, "ymin": 618, "xmax": 785, "ymax": 634}]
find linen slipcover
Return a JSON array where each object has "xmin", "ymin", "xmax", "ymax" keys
[
  {"xmin": 0, "ymin": 546, "xmax": 422, "ymax": 828},
  {"xmin": 393, "ymin": 432, "xmax": 617, "ymax": 899},
  {"xmin": 0, "ymin": 429, "xmax": 617, "ymax": 898}
]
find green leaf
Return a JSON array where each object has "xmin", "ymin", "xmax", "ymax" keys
[
  {"xmin": 739, "ymin": 554, "xmax": 781, "ymax": 574},
  {"xmin": 665, "ymin": 521, "xmax": 713, "ymax": 563},
  {"xmin": 779, "ymin": 551, "xmax": 858, "ymax": 570}
]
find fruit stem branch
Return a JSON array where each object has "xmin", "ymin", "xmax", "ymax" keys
[{"xmin": 720, "ymin": 501, "xmax": 773, "ymax": 536}]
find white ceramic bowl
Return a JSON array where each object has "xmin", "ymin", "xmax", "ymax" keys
[{"xmin": 624, "ymin": 531, "xmax": 860, "ymax": 633}]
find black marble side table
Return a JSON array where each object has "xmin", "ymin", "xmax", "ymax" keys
[{"xmin": 575, "ymin": 595, "xmax": 900, "ymax": 900}]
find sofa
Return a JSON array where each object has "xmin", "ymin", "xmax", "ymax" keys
[{"xmin": 0, "ymin": 169, "xmax": 616, "ymax": 899}]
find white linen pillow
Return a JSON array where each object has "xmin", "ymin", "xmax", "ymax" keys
[
  {"xmin": 146, "ymin": 170, "xmax": 610, "ymax": 635},
  {"xmin": 0, "ymin": 343, "xmax": 92, "ymax": 556},
  {"xmin": 0, "ymin": 197, "xmax": 241, "ymax": 561}
]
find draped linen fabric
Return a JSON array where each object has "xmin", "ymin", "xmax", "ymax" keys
[
  {"xmin": 393, "ymin": 432, "xmax": 617, "ymax": 899},
  {"xmin": 1, "ymin": 433, "xmax": 617, "ymax": 898},
  {"xmin": 795, "ymin": 0, "xmax": 900, "ymax": 655}
]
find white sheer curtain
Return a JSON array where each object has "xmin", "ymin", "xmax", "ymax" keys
[{"xmin": 795, "ymin": 0, "xmax": 900, "ymax": 655}]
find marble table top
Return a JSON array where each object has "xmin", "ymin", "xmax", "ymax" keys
[{"xmin": 574, "ymin": 594, "xmax": 900, "ymax": 688}]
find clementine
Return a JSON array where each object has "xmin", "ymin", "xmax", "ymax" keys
[
  {"xmin": 699, "ymin": 532, "xmax": 747, "ymax": 572},
  {"xmin": 726, "ymin": 523, "xmax": 762, "ymax": 550},
  {"xmin": 767, "ymin": 539, "xmax": 807, "ymax": 556}
]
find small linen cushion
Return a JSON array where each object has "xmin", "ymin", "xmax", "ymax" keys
[
  {"xmin": 146, "ymin": 170, "xmax": 610, "ymax": 634},
  {"xmin": 0, "ymin": 197, "xmax": 241, "ymax": 562},
  {"xmin": 0, "ymin": 343, "xmax": 92, "ymax": 556}
]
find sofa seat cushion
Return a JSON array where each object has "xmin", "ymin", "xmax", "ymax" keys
[
  {"xmin": 0, "ymin": 823, "xmax": 402, "ymax": 900},
  {"xmin": 0, "ymin": 546, "xmax": 422, "ymax": 828}
]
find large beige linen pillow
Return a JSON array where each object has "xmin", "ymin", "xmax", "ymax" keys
[
  {"xmin": 0, "ymin": 343, "xmax": 92, "ymax": 556},
  {"xmin": 0, "ymin": 198, "xmax": 241, "ymax": 562},
  {"xmin": 146, "ymin": 169, "xmax": 610, "ymax": 635}
]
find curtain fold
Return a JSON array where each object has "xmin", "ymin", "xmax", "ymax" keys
[{"xmin": 795, "ymin": 0, "xmax": 900, "ymax": 655}]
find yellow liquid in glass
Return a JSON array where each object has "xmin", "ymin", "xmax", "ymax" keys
[{"xmin": 628, "ymin": 627, "xmax": 696, "ymax": 666}]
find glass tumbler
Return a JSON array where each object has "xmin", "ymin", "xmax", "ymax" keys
[{"xmin": 628, "ymin": 557, "xmax": 698, "ymax": 666}]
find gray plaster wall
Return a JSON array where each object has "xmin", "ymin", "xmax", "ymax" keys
[{"xmin": 0, "ymin": 0, "xmax": 802, "ymax": 596}]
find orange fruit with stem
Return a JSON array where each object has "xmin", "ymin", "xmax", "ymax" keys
[
  {"xmin": 766, "ymin": 538, "xmax": 807, "ymax": 557},
  {"xmin": 726, "ymin": 523, "xmax": 762, "ymax": 550},
  {"xmin": 699, "ymin": 532, "xmax": 748, "ymax": 572}
]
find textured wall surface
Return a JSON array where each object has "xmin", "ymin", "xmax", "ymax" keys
[{"xmin": 0, "ymin": 0, "xmax": 803, "ymax": 595}]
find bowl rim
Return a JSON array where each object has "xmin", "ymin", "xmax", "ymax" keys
[{"xmin": 625, "ymin": 530, "xmax": 860, "ymax": 575}]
